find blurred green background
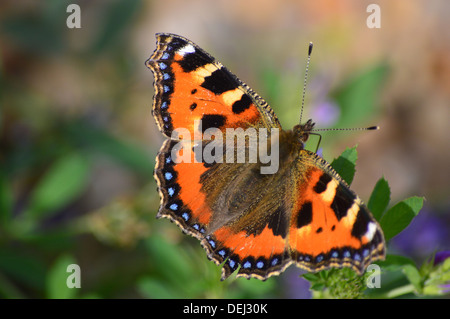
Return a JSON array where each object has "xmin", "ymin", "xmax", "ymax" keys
[{"xmin": 0, "ymin": 0, "xmax": 449, "ymax": 298}]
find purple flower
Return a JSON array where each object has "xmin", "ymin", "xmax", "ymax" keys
[
  {"xmin": 310, "ymin": 100, "xmax": 340, "ymax": 128},
  {"xmin": 440, "ymin": 284, "xmax": 450, "ymax": 294},
  {"xmin": 391, "ymin": 206, "xmax": 450, "ymax": 260},
  {"xmin": 282, "ymin": 268, "xmax": 312, "ymax": 299},
  {"xmin": 434, "ymin": 251, "xmax": 450, "ymax": 266},
  {"xmin": 316, "ymin": 147, "xmax": 323, "ymax": 157}
]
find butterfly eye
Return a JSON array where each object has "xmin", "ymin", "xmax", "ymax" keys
[{"xmin": 302, "ymin": 133, "xmax": 309, "ymax": 142}]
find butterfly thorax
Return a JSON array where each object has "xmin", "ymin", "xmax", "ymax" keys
[{"xmin": 278, "ymin": 119, "xmax": 316, "ymax": 160}]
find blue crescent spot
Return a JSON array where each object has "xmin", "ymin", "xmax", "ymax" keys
[
  {"xmin": 363, "ymin": 249, "xmax": 370, "ymax": 257},
  {"xmin": 182, "ymin": 212, "xmax": 189, "ymax": 221},
  {"xmin": 228, "ymin": 259, "xmax": 236, "ymax": 268},
  {"xmin": 271, "ymin": 258, "xmax": 279, "ymax": 266},
  {"xmin": 169, "ymin": 203, "xmax": 178, "ymax": 211},
  {"xmin": 163, "ymin": 73, "xmax": 170, "ymax": 80},
  {"xmin": 161, "ymin": 101, "xmax": 168, "ymax": 109},
  {"xmin": 159, "ymin": 62, "xmax": 167, "ymax": 69},
  {"xmin": 161, "ymin": 52, "xmax": 170, "ymax": 60},
  {"xmin": 256, "ymin": 261, "xmax": 264, "ymax": 269},
  {"xmin": 167, "ymin": 187, "xmax": 175, "ymax": 197},
  {"xmin": 164, "ymin": 172, "xmax": 173, "ymax": 180},
  {"xmin": 243, "ymin": 261, "xmax": 251, "ymax": 269}
]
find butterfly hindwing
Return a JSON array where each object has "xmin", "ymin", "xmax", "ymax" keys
[
  {"xmin": 198, "ymin": 142, "xmax": 384, "ymax": 280},
  {"xmin": 289, "ymin": 150, "xmax": 385, "ymax": 275}
]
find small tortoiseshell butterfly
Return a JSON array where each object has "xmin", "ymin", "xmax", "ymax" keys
[{"xmin": 146, "ymin": 33, "xmax": 385, "ymax": 280}]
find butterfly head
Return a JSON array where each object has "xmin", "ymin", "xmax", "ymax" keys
[{"xmin": 293, "ymin": 119, "xmax": 316, "ymax": 143}]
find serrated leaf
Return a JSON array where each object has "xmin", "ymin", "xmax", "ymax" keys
[
  {"xmin": 302, "ymin": 273, "xmax": 320, "ymax": 282},
  {"xmin": 368, "ymin": 177, "xmax": 391, "ymax": 221},
  {"xmin": 46, "ymin": 254, "xmax": 78, "ymax": 299},
  {"xmin": 380, "ymin": 196, "xmax": 424, "ymax": 241},
  {"xmin": 331, "ymin": 146, "xmax": 358, "ymax": 185},
  {"xmin": 28, "ymin": 153, "xmax": 90, "ymax": 219},
  {"xmin": 310, "ymin": 283, "xmax": 326, "ymax": 291}
]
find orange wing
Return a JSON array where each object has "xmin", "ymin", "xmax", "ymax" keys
[
  {"xmin": 146, "ymin": 33, "xmax": 281, "ymax": 139},
  {"xmin": 288, "ymin": 150, "xmax": 385, "ymax": 275}
]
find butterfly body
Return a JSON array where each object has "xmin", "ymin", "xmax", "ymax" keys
[{"xmin": 147, "ymin": 33, "xmax": 385, "ymax": 280}]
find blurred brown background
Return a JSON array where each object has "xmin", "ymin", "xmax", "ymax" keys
[{"xmin": 0, "ymin": 0, "xmax": 449, "ymax": 298}]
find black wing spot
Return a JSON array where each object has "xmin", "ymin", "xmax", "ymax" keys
[
  {"xmin": 313, "ymin": 173, "xmax": 332, "ymax": 194},
  {"xmin": 200, "ymin": 114, "xmax": 226, "ymax": 133},
  {"xmin": 201, "ymin": 69, "xmax": 238, "ymax": 95},
  {"xmin": 296, "ymin": 201, "xmax": 313, "ymax": 228},
  {"xmin": 351, "ymin": 207, "xmax": 371, "ymax": 239},
  {"xmin": 178, "ymin": 51, "xmax": 213, "ymax": 73},
  {"xmin": 232, "ymin": 94, "xmax": 252, "ymax": 114},
  {"xmin": 267, "ymin": 207, "xmax": 288, "ymax": 238},
  {"xmin": 330, "ymin": 185, "xmax": 356, "ymax": 220}
]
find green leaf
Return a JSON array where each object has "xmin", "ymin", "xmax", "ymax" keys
[
  {"xmin": 28, "ymin": 153, "xmax": 90, "ymax": 219},
  {"xmin": 378, "ymin": 254, "xmax": 417, "ymax": 271},
  {"xmin": 380, "ymin": 196, "xmax": 424, "ymax": 241},
  {"xmin": 402, "ymin": 264, "xmax": 422, "ymax": 293},
  {"xmin": 46, "ymin": 254, "xmax": 78, "ymax": 299},
  {"xmin": 302, "ymin": 273, "xmax": 321, "ymax": 283},
  {"xmin": 368, "ymin": 177, "xmax": 391, "ymax": 221},
  {"xmin": 330, "ymin": 146, "xmax": 358, "ymax": 185}
]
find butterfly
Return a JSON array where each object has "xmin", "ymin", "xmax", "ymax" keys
[{"xmin": 146, "ymin": 33, "xmax": 385, "ymax": 280}]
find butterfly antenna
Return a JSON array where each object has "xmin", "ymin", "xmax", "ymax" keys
[
  {"xmin": 310, "ymin": 126, "xmax": 379, "ymax": 152},
  {"xmin": 299, "ymin": 42, "xmax": 313, "ymax": 125},
  {"xmin": 311, "ymin": 126, "xmax": 380, "ymax": 132}
]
